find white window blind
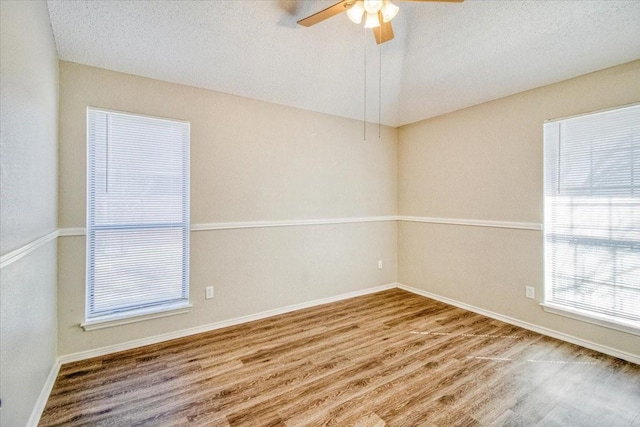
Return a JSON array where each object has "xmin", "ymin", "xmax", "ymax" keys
[
  {"xmin": 544, "ymin": 104, "xmax": 640, "ymax": 331},
  {"xmin": 87, "ymin": 108, "xmax": 190, "ymax": 322}
]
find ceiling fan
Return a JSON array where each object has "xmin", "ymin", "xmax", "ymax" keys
[{"xmin": 298, "ymin": 0, "xmax": 463, "ymax": 44}]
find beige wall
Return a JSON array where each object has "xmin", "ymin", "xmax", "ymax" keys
[
  {"xmin": 57, "ymin": 62, "xmax": 398, "ymax": 355},
  {"xmin": 57, "ymin": 60, "xmax": 640, "ymax": 358},
  {"xmin": 398, "ymin": 60, "xmax": 640, "ymax": 357},
  {"xmin": 0, "ymin": 1, "xmax": 59, "ymax": 425}
]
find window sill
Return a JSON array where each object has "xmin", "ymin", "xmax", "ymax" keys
[
  {"xmin": 541, "ymin": 302, "xmax": 640, "ymax": 337},
  {"xmin": 81, "ymin": 302, "xmax": 192, "ymax": 331}
]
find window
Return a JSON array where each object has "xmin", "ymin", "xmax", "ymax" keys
[
  {"xmin": 543, "ymin": 104, "xmax": 639, "ymax": 334},
  {"xmin": 85, "ymin": 108, "xmax": 190, "ymax": 327}
]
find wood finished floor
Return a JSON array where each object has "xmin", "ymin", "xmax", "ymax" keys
[{"xmin": 40, "ymin": 289, "xmax": 640, "ymax": 427}]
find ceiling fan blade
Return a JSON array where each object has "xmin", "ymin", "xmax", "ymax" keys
[
  {"xmin": 397, "ymin": 0, "xmax": 463, "ymax": 2},
  {"xmin": 297, "ymin": 0, "xmax": 351, "ymax": 27},
  {"xmin": 374, "ymin": 19, "xmax": 394, "ymax": 44}
]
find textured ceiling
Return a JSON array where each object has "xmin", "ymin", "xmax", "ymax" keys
[{"xmin": 47, "ymin": 0, "xmax": 640, "ymax": 127}]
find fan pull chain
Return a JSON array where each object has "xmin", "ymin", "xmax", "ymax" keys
[
  {"xmin": 363, "ymin": 27, "xmax": 367, "ymax": 141},
  {"xmin": 106, "ymin": 114, "xmax": 110, "ymax": 193},
  {"xmin": 379, "ymin": 25, "xmax": 382, "ymax": 139}
]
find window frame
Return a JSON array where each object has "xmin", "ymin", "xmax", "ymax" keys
[
  {"xmin": 83, "ymin": 107, "xmax": 191, "ymax": 330},
  {"xmin": 541, "ymin": 103, "xmax": 640, "ymax": 337}
]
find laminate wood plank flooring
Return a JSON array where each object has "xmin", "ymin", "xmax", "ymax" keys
[{"xmin": 39, "ymin": 289, "xmax": 640, "ymax": 427}]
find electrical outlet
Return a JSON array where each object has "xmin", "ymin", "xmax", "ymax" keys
[
  {"xmin": 378, "ymin": 260, "xmax": 383, "ymax": 269},
  {"xmin": 525, "ymin": 286, "xmax": 535, "ymax": 299},
  {"xmin": 205, "ymin": 286, "xmax": 214, "ymax": 299}
]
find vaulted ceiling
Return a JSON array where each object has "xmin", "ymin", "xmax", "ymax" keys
[{"xmin": 47, "ymin": 0, "xmax": 640, "ymax": 127}]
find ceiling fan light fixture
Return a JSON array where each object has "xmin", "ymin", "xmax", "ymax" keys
[
  {"xmin": 364, "ymin": 11, "xmax": 381, "ymax": 28},
  {"xmin": 297, "ymin": 0, "xmax": 462, "ymax": 44},
  {"xmin": 363, "ymin": 0, "xmax": 384, "ymax": 14},
  {"xmin": 380, "ymin": 0, "xmax": 399, "ymax": 22},
  {"xmin": 346, "ymin": 1, "xmax": 365, "ymax": 24}
]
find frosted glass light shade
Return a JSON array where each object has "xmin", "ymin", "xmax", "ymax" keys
[
  {"xmin": 346, "ymin": 1, "xmax": 365, "ymax": 24},
  {"xmin": 381, "ymin": 1, "xmax": 399, "ymax": 22},
  {"xmin": 364, "ymin": 12, "xmax": 380, "ymax": 28},
  {"xmin": 363, "ymin": 0, "xmax": 383, "ymax": 14}
]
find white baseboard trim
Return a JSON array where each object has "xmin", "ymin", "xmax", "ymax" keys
[
  {"xmin": 397, "ymin": 283, "xmax": 640, "ymax": 365},
  {"xmin": 35, "ymin": 282, "xmax": 637, "ymax": 424},
  {"xmin": 58, "ymin": 283, "xmax": 397, "ymax": 364},
  {"xmin": 26, "ymin": 359, "xmax": 61, "ymax": 427}
]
